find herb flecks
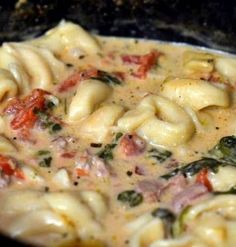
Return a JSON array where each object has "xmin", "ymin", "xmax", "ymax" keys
[
  {"xmin": 148, "ymin": 148, "xmax": 172, "ymax": 163},
  {"xmin": 97, "ymin": 132, "xmax": 123, "ymax": 161},
  {"xmin": 117, "ymin": 190, "xmax": 143, "ymax": 207},
  {"xmin": 36, "ymin": 150, "xmax": 52, "ymax": 168}
]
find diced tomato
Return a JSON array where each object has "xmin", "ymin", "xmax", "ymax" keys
[
  {"xmin": 121, "ymin": 55, "xmax": 142, "ymax": 64},
  {"xmin": 75, "ymin": 168, "xmax": 89, "ymax": 177},
  {"xmin": 58, "ymin": 68, "xmax": 98, "ymax": 92},
  {"xmin": 119, "ymin": 134, "xmax": 146, "ymax": 156},
  {"xmin": 121, "ymin": 50, "xmax": 161, "ymax": 79},
  {"xmin": 196, "ymin": 168, "xmax": 212, "ymax": 192},
  {"xmin": 61, "ymin": 152, "xmax": 76, "ymax": 159},
  {"xmin": 14, "ymin": 168, "xmax": 25, "ymax": 179},
  {"xmin": 5, "ymin": 89, "xmax": 48, "ymax": 130},
  {"xmin": 0, "ymin": 155, "xmax": 24, "ymax": 179}
]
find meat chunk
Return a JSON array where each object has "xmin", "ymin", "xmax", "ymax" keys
[
  {"xmin": 119, "ymin": 134, "xmax": 146, "ymax": 156},
  {"xmin": 51, "ymin": 135, "xmax": 77, "ymax": 150},
  {"xmin": 172, "ymin": 183, "xmax": 209, "ymax": 213},
  {"xmin": 74, "ymin": 151, "xmax": 112, "ymax": 178},
  {"xmin": 137, "ymin": 179, "xmax": 163, "ymax": 202}
]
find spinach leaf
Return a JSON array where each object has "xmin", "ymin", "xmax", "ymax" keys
[
  {"xmin": 97, "ymin": 132, "xmax": 123, "ymax": 161},
  {"xmin": 152, "ymin": 208, "xmax": 175, "ymax": 222},
  {"xmin": 97, "ymin": 143, "xmax": 117, "ymax": 161},
  {"xmin": 148, "ymin": 148, "xmax": 172, "ymax": 163},
  {"xmin": 161, "ymin": 158, "xmax": 221, "ymax": 179},
  {"xmin": 37, "ymin": 150, "xmax": 50, "ymax": 156},
  {"xmin": 117, "ymin": 190, "xmax": 143, "ymax": 207},
  {"xmin": 208, "ymin": 136, "xmax": 236, "ymax": 164},
  {"xmin": 39, "ymin": 157, "xmax": 52, "ymax": 167},
  {"xmin": 91, "ymin": 70, "xmax": 122, "ymax": 85}
]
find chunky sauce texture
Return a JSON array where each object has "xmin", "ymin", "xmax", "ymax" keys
[{"xmin": 0, "ymin": 21, "xmax": 236, "ymax": 247}]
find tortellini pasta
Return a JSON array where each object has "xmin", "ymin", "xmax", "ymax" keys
[
  {"xmin": 0, "ymin": 69, "xmax": 18, "ymax": 101},
  {"xmin": 79, "ymin": 104, "xmax": 125, "ymax": 142},
  {"xmin": 118, "ymin": 95, "xmax": 195, "ymax": 147},
  {"xmin": 0, "ymin": 190, "xmax": 107, "ymax": 245},
  {"xmin": 215, "ymin": 57, "xmax": 236, "ymax": 83},
  {"xmin": 31, "ymin": 20, "xmax": 101, "ymax": 55},
  {"xmin": 0, "ymin": 42, "xmax": 67, "ymax": 93},
  {"xmin": 183, "ymin": 51, "xmax": 215, "ymax": 79},
  {"xmin": 160, "ymin": 78, "xmax": 230, "ymax": 111},
  {"xmin": 0, "ymin": 135, "xmax": 17, "ymax": 153},
  {"xmin": 67, "ymin": 79, "xmax": 112, "ymax": 123}
]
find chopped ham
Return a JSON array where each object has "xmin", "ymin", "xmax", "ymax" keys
[
  {"xmin": 172, "ymin": 183, "xmax": 209, "ymax": 213},
  {"xmin": 162, "ymin": 174, "xmax": 187, "ymax": 197},
  {"xmin": 136, "ymin": 174, "xmax": 187, "ymax": 203},
  {"xmin": 51, "ymin": 136, "xmax": 77, "ymax": 150},
  {"xmin": 74, "ymin": 152, "xmax": 111, "ymax": 178},
  {"xmin": 119, "ymin": 134, "xmax": 146, "ymax": 156},
  {"xmin": 137, "ymin": 179, "xmax": 163, "ymax": 202}
]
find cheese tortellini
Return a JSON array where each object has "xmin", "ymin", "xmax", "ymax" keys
[
  {"xmin": 79, "ymin": 103, "xmax": 125, "ymax": 142},
  {"xmin": 67, "ymin": 79, "xmax": 112, "ymax": 123},
  {"xmin": 160, "ymin": 78, "xmax": 230, "ymax": 111},
  {"xmin": 118, "ymin": 95, "xmax": 195, "ymax": 147},
  {"xmin": 0, "ymin": 43, "xmax": 67, "ymax": 91},
  {"xmin": 0, "ymin": 190, "xmax": 107, "ymax": 245},
  {"xmin": 31, "ymin": 20, "xmax": 101, "ymax": 55},
  {"xmin": 183, "ymin": 51, "xmax": 215, "ymax": 79},
  {"xmin": 215, "ymin": 57, "xmax": 236, "ymax": 83}
]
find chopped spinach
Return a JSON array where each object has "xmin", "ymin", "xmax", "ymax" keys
[
  {"xmin": 208, "ymin": 136, "xmax": 236, "ymax": 164},
  {"xmin": 152, "ymin": 208, "xmax": 176, "ymax": 222},
  {"xmin": 34, "ymin": 109, "xmax": 62, "ymax": 134},
  {"xmin": 39, "ymin": 157, "xmax": 52, "ymax": 167},
  {"xmin": 98, "ymin": 143, "xmax": 116, "ymax": 160},
  {"xmin": 91, "ymin": 70, "xmax": 122, "ymax": 85},
  {"xmin": 45, "ymin": 100, "xmax": 56, "ymax": 110},
  {"xmin": 37, "ymin": 150, "xmax": 50, "ymax": 156},
  {"xmin": 97, "ymin": 132, "xmax": 123, "ymax": 161},
  {"xmin": 50, "ymin": 123, "xmax": 62, "ymax": 133},
  {"xmin": 117, "ymin": 190, "xmax": 143, "ymax": 207},
  {"xmin": 148, "ymin": 148, "xmax": 172, "ymax": 163},
  {"xmin": 115, "ymin": 132, "xmax": 123, "ymax": 141},
  {"xmin": 213, "ymin": 186, "xmax": 236, "ymax": 195},
  {"xmin": 161, "ymin": 158, "xmax": 221, "ymax": 179}
]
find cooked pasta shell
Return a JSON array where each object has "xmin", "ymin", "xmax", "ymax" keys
[
  {"xmin": 67, "ymin": 79, "xmax": 112, "ymax": 123},
  {"xmin": 160, "ymin": 78, "xmax": 230, "ymax": 110}
]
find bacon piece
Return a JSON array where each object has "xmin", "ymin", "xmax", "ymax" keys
[
  {"xmin": 172, "ymin": 183, "xmax": 209, "ymax": 213},
  {"xmin": 58, "ymin": 68, "xmax": 98, "ymax": 92},
  {"xmin": 121, "ymin": 50, "xmax": 161, "ymax": 79},
  {"xmin": 119, "ymin": 134, "xmax": 146, "ymax": 156}
]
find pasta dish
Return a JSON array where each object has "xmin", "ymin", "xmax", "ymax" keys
[{"xmin": 0, "ymin": 21, "xmax": 236, "ymax": 247}]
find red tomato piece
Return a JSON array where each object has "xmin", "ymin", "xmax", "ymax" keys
[
  {"xmin": 5, "ymin": 89, "xmax": 48, "ymax": 131},
  {"xmin": 196, "ymin": 168, "xmax": 213, "ymax": 192},
  {"xmin": 122, "ymin": 50, "xmax": 161, "ymax": 79},
  {"xmin": 58, "ymin": 68, "xmax": 98, "ymax": 92},
  {"xmin": 75, "ymin": 168, "xmax": 89, "ymax": 177}
]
